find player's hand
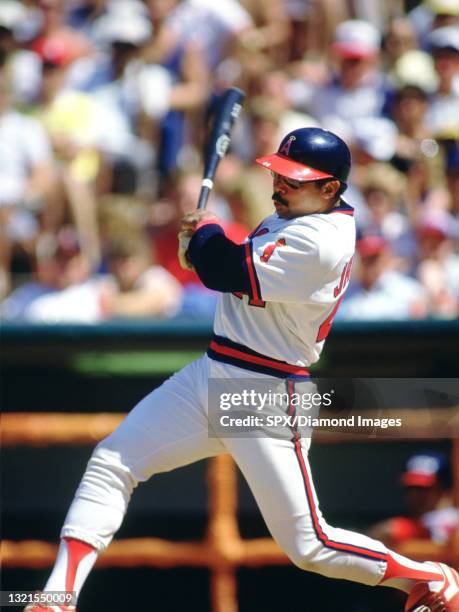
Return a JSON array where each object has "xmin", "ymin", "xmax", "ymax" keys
[
  {"xmin": 177, "ymin": 230, "xmax": 195, "ymax": 271},
  {"xmin": 179, "ymin": 210, "xmax": 219, "ymax": 234},
  {"xmin": 178, "ymin": 211, "xmax": 220, "ymax": 270}
]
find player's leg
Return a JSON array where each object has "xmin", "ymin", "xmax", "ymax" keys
[
  {"xmin": 212, "ymin": 365, "xmax": 451, "ymax": 603},
  {"xmin": 27, "ymin": 355, "xmax": 224, "ymax": 610},
  {"xmin": 226, "ymin": 434, "xmax": 451, "ymax": 584}
]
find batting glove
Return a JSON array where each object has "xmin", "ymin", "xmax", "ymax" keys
[{"xmin": 178, "ymin": 230, "xmax": 195, "ymax": 271}]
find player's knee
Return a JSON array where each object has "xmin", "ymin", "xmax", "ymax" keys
[
  {"xmin": 86, "ymin": 437, "xmax": 138, "ymax": 494},
  {"xmin": 288, "ymin": 545, "xmax": 327, "ymax": 574},
  {"xmin": 291, "ymin": 556, "xmax": 323, "ymax": 573}
]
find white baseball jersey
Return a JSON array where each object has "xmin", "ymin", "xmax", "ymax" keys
[{"xmin": 209, "ymin": 201, "xmax": 356, "ymax": 376}]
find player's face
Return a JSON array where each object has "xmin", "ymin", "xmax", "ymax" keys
[
  {"xmin": 271, "ymin": 173, "xmax": 339, "ymax": 218},
  {"xmin": 405, "ymin": 485, "xmax": 443, "ymax": 517}
]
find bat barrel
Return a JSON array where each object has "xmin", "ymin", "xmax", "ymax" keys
[{"xmin": 198, "ymin": 87, "xmax": 245, "ymax": 210}]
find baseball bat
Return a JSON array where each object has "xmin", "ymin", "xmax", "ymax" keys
[{"xmin": 197, "ymin": 87, "xmax": 245, "ymax": 210}]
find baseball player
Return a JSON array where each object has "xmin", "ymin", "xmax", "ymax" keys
[{"xmin": 25, "ymin": 128, "xmax": 459, "ymax": 612}]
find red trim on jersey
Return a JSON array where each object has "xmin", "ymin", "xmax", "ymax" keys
[
  {"xmin": 244, "ymin": 241, "xmax": 264, "ymax": 305},
  {"xmin": 327, "ymin": 202, "xmax": 354, "ymax": 216},
  {"xmin": 63, "ymin": 537, "xmax": 96, "ymax": 593},
  {"xmin": 285, "ymin": 384, "xmax": 389, "ymax": 563},
  {"xmin": 209, "ymin": 337, "xmax": 310, "ymax": 377},
  {"xmin": 248, "ymin": 221, "xmax": 269, "ymax": 239}
]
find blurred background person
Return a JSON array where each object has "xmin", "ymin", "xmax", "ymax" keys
[
  {"xmin": 382, "ymin": 17, "xmax": 418, "ymax": 70},
  {"xmin": 409, "ymin": 0, "xmax": 459, "ymax": 50},
  {"xmin": 426, "ymin": 26, "xmax": 459, "ymax": 137},
  {"xmin": 358, "ymin": 162, "xmax": 416, "ymax": 267},
  {"xmin": 32, "ymin": 39, "xmax": 103, "ymax": 268},
  {"xmin": 338, "ymin": 233, "xmax": 429, "ymax": 320},
  {"xmin": 308, "ymin": 20, "xmax": 389, "ymax": 130},
  {"xmin": 143, "ymin": 0, "xmax": 211, "ymax": 181},
  {"xmin": 415, "ymin": 207, "xmax": 459, "ymax": 318},
  {"xmin": 368, "ymin": 452, "xmax": 459, "ymax": 547},
  {"xmin": 0, "ymin": 67, "xmax": 59, "ymax": 299},
  {"xmin": 72, "ymin": 6, "xmax": 165, "ymax": 198},
  {"xmin": 100, "ymin": 235, "xmax": 183, "ymax": 319},
  {"xmin": 0, "ymin": 226, "xmax": 98, "ymax": 322}
]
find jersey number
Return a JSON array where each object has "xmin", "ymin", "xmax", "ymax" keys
[
  {"xmin": 261, "ymin": 238, "xmax": 286, "ymax": 262},
  {"xmin": 316, "ymin": 257, "xmax": 353, "ymax": 342},
  {"xmin": 233, "ymin": 238, "xmax": 287, "ymax": 307},
  {"xmin": 316, "ymin": 296, "xmax": 343, "ymax": 342}
]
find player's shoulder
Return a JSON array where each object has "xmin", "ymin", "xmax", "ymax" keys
[
  {"xmin": 289, "ymin": 200, "xmax": 355, "ymax": 238},
  {"xmin": 300, "ymin": 200, "xmax": 356, "ymax": 265},
  {"xmin": 254, "ymin": 202, "xmax": 355, "ymax": 251},
  {"xmin": 312, "ymin": 200, "xmax": 355, "ymax": 229}
]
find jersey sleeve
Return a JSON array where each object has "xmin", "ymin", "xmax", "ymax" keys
[{"xmin": 245, "ymin": 226, "xmax": 324, "ymax": 304}]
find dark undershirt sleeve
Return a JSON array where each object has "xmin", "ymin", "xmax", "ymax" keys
[{"xmin": 187, "ymin": 223, "xmax": 249, "ymax": 293}]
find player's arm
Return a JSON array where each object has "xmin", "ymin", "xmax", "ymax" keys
[{"xmin": 178, "ymin": 211, "xmax": 249, "ymax": 293}]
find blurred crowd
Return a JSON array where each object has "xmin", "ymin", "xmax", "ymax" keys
[{"xmin": 0, "ymin": 0, "xmax": 458, "ymax": 323}]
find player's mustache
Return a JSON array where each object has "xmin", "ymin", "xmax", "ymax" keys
[{"xmin": 272, "ymin": 192, "xmax": 289, "ymax": 206}]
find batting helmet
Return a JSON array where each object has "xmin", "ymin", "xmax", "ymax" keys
[{"xmin": 256, "ymin": 127, "xmax": 351, "ymax": 186}]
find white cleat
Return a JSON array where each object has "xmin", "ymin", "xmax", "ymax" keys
[{"xmin": 405, "ymin": 563, "xmax": 459, "ymax": 612}]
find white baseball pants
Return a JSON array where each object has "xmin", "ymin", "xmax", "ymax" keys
[{"xmin": 61, "ymin": 354, "xmax": 388, "ymax": 585}]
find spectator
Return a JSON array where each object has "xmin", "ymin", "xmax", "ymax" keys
[
  {"xmin": 428, "ymin": 0, "xmax": 459, "ymax": 31},
  {"xmin": 388, "ymin": 74, "xmax": 443, "ymax": 202},
  {"xmin": 338, "ymin": 233, "xmax": 428, "ymax": 320},
  {"xmin": 30, "ymin": 0, "xmax": 92, "ymax": 58},
  {"xmin": 308, "ymin": 20, "xmax": 389, "ymax": 129},
  {"xmin": 415, "ymin": 207, "xmax": 459, "ymax": 317},
  {"xmin": 0, "ymin": 1, "xmax": 26, "ymax": 64},
  {"xmin": 282, "ymin": 0, "xmax": 349, "ymax": 61},
  {"xmin": 143, "ymin": 0, "xmax": 211, "ymax": 179},
  {"xmin": 383, "ymin": 18, "xmax": 418, "ymax": 70},
  {"xmin": 426, "ymin": 26, "xmax": 459, "ymax": 137},
  {"xmin": 368, "ymin": 452, "xmax": 459, "ymax": 547},
  {"xmin": 0, "ymin": 1, "xmax": 44, "ymax": 106},
  {"xmin": 101, "ymin": 235, "xmax": 183, "ymax": 319},
  {"xmin": 2, "ymin": 228, "xmax": 182, "ymax": 323},
  {"xmin": 0, "ymin": 68, "xmax": 59, "ymax": 298},
  {"xmin": 390, "ymin": 48, "xmax": 439, "ymax": 95},
  {"xmin": 66, "ymin": 0, "xmax": 107, "ymax": 38},
  {"xmin": 70, "ymin": 7, "xmax": 163, "ymax": 195},
  {"xmin": 409, "ymin": 0, "xmax": 459, "ymax": 49},
  {"xmin": 151, "ymin": 0, "xmax": 254, "ymax": 73},
  {"xmin": 359, "ymin": 163, "xmax": 415, "ymax": 265},
  {"xmin": 238, "ymin": 0, "xmax": 291, "ymax": 67},
  {"xmin": 33, "ymin": 41, "xmax": 103, "ymax": 267},
  {"xmin": 1, "ymin": 226, "xmax": 100, "ymax": 322},
  {"xmin": 391, "ymin": 84, "xmax": 439, "ymax": 193}
]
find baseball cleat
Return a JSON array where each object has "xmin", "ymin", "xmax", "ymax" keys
[{"xmin": 405, "ymin": 563, "xmax": 459, "ymax": 611}]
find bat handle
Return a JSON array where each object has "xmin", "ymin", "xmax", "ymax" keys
[{"xmin": 197, "ymin": 178, "xmax": 214, "ymax": 210}]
